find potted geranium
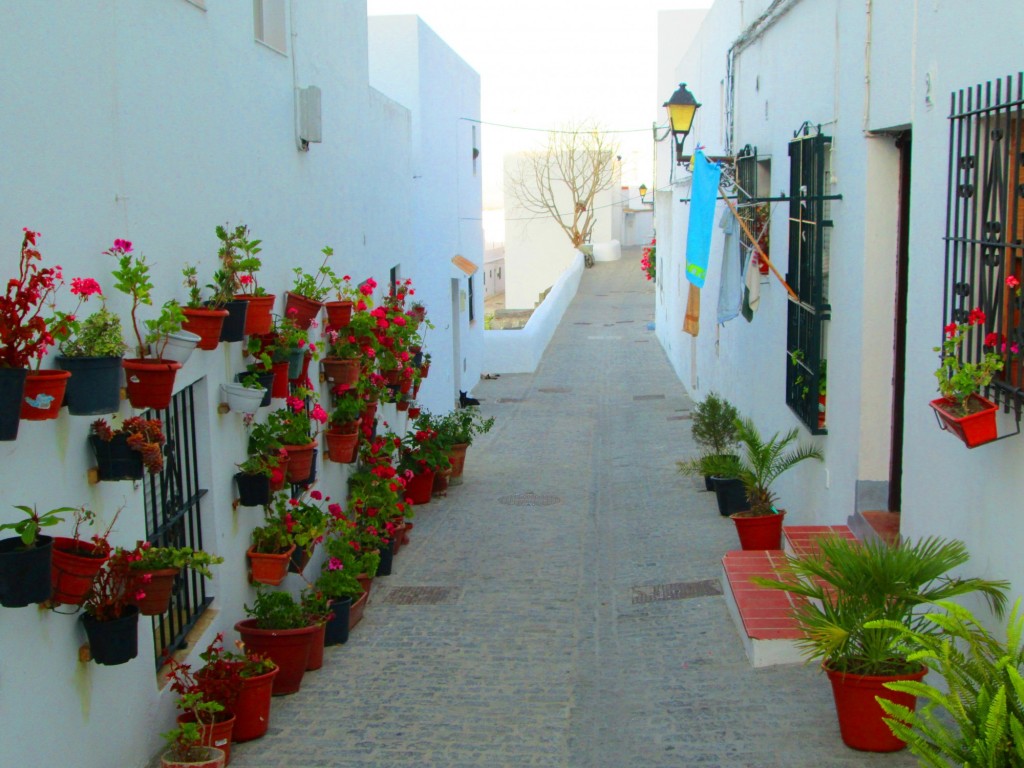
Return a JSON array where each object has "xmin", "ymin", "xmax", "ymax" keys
[
  {"xmin": 755, "ymin": 535, "xmax": 1008, "ymax": 752},
  {"xmin": 197, "ymin": 634, "xmax": 278, "ymax": 743},
  {"xmin": 50, "ymin": 504, "xmax": 123, "ymax": 606},
  {"xmin": 323, "ymin": 272, "xmax": 365, "ymax": 329},
  {"xmin": 179, "ymin": 264, "xmax": 230, "ymax": 350},
  {"xmin": 234, "ymin": 587, "xmax": 318, "ymax": 695},
  {"xmin": 55, "ymin": 291, "xmax": 128, "ymax": 415},
  {"xmin": 398, "ymin": 425, "xmax": 451, "ymax": 505},
  {"xmin": 124, "ymin": 540, "xmax": 223, "ymax": 615},
  {"xmin": 0, "ymin": 503, "xmax": 69, "ymax": 607},
  {"xmin": 315, "ymin": 536, "xmax": 363, "ymax": 646},
  {"xmin": 266, "ymin": 488, "xmax": 329, "ymax": 574},
  {"xmin": 106, "ymin": 238, "xmax": 189, "ymax": 409},
  {"xmin": 323, "ymin": 392, "xmax": 362, "ymax": 464},
  {"xmin": 284, "ymin": 245, "xmax": 338, "ymax": 329},
  {"xmin": 159, "ymin": 702, "xmax": 226, "ymax": 768},
  {"xmin": 90, "ymin": 416, "xmax": 166, "ymax": 480},
  {"xmin": 80, "ymin": 550, "xmax": 144, "ymax": 665},
  {"xmin": 235, "ymin": 419, "xmax": 285, "ymax": 507},
  {"xmin": 217, "ymin": 223, "xmax": 270, "ymax": 336},
  {"xmin": 930, "ymin": 306, "xmax": 1004, "ymax": 447},
  {"xmin": 164, "ymin": 653, "xmax": 236, "ymax": 765},
  {"xmin": 260, "ymin": 391, "xmax": 328, "ymax": 483}
]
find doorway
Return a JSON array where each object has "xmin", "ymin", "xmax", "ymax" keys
[
  {"xmin": 451, "ymin": 278, "xmax": 462, "ymax": 403},
  {"xmin": 888, "ymin": 131, "xmax": 912, "ymax": 515}
]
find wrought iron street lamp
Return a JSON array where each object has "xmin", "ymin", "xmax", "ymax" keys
[
  {"xmin": 639, "ymin": 184, "xmax": 649, "ymax": 205},
  {"xmin": 664, "ymin": 83, "xmax": 701, "ymax": 164}
]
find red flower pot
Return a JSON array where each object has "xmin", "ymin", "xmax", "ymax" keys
[
  {"xmin": 123, "ymin": 358, "xmax": 182, "ymax": 410},
  {"xmin": 130, "ymin": 567, "xmax": 179, "ymax": 615},
  {"xmin": 181, "ymin": 307, "xmax": 230, "ymax": 350},
  {"xmin": 235, "ymin": 294, "xmax": 276, "ymax": 336},
  {"xmin": 306, "ymin": 622, "xmax": 327, "ymax": 670},
  {"xmin": 432, "ymin": 469, "xmax": 451, "ymax": 497},
  {"xmin": 826, "ymin": 664, "xmax": 928, "ymax": 752},
  {"xmin": 50, "ymin": 537, "xmax": 110, "ymax": 605},
  {"xmin": 232, "ymin": 666, "xmax": 279, "ymax": 742},
  {"xmin": 730, "ymin": 510, "xmax": 786, "ymax": 550},
  {"xmin": 321, "ymin": 357, "xmax": 361, "ymax": 389},
  {"xmin": 324, "ymin": 299, "xmax": 354, "ymax": 329},
  {"xmin": 247, "ymin": 546, "xmax": 295, "ymax": 587},
  {"xmin": 281, "ymin": 441, "xmax": 316, "ymax": 483},
  {"xmin": 234, "ymin": 619, "xmax": 316, "ymax": 695},
  {"xmin": 929, "ymin": 394, "xmax": 998, "ymax": 448},
  {"xmin": 283, "ymin": 292, "xmax": 323, "ymax": 330},
  {"xmin": 270, "ymin": 360, "xmax": 289, "ymax": 399},
  {"xmin": 20, "ymin": 369, "xmax": 71, "ymax": 420},
  {"xmin": 324, "ymin": 424, "xmax": 360, "ymax": 463},
  {"xmin": 176, "ymin": 711, "xmax": 236, "ymax": 765},
  {"xmin": 405, "ymin": 469, "xmax": 435, "ymax": 505},
  {"xmin": 347, "ymin": 590, "xmax": 368, "ymax": 631}
]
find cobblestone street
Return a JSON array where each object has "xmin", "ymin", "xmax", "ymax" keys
[{"xmin": 231, "ymin": 256, "xmax": 916, "ymax": 768}]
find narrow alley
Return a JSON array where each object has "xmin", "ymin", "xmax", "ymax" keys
[{"xmin": 230, "ymin": 257, "xmax": 915, "ymax": 768}]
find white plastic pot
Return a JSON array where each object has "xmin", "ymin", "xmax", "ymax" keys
[
  {"xmin": 221, "ymin": 382, "xmax": 266, "ymax": 414},
  {"xmin": 154, "ymin": 330, "xmax": 202, "ymax": 365}
]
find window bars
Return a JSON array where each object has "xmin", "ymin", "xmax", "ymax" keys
[{"xmin": 944, "ymin": 72, "xmax": 1024, "ymax": 425}]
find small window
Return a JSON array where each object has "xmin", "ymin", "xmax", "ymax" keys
[
  {"xmin": 468, "ymin": 275, "xmax": 475, "ymax": 322},
  {"xmin": 472, "ymin": 125, "xmax": 479, "ymax": 175},
  {"xmin": 389, "ymin": 265, "xmax": 399, "ymax": 298},
  {"xmin": 253, "ymin": 0, "xmax": 287, "ymax": 54}
]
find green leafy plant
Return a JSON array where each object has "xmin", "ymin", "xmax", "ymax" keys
[
  {"xmin": 300, "ymin": 586, "xmax": 332, "ymax": 625},
  {"xmin": 82, "ymin": 550, "xmax": 141, "ymax": 621},
  {"xmin": 106, "ymin": 237, "xmax": 176, "ymax": 359},
  {"xmin": 244, "ymin": 587, "xmax": 309, "ymax": 630},
  {"xmin": 431, "ymin": 408, "xmax": 495, "ymax": 447},
  {"xmin": 216, "ymin": 223, "xmax": 264, "ymax": 297},
  {"xmin": 291, "ymin": 246, "xmax": 339, "ymax": 303},
  {"xmin": 754, "ymin": 536, "xmax": 1008, "ymax": 676},
  {"xmin": 124, "ymin": 541, "xmax": 223, "ymax": 578},
  {"xmin": 0, "ymin": 504, "xmax": 73, "ymax": 547},
  {"xmin": 935, "ymin": 307, "xmax": 1003, "ymax": 415},
  {"xmin": 873, "ymin": 599, "xmax": 1024, "ymax": 766},
  {"xmin": 691, "ymin": 393, "xmax": 740, "ymax": 454},
  {"xmin": 58, "ymin": 303, "xmax": 127, "ymax": 358},
  {"xmin": 315, "ymin": 537, "xmax": 363, "ymax": 600},
  {"xmin": 143, "ymin": 299, "xmax": 187, "ymax": 358},
  {"xmin": 329, "ymin": 392, "xmax": 363, "ymax": 428}
]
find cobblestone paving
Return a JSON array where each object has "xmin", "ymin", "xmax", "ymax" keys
[{"xmin": 231, "ymin": 255, "xmax": 916, "ymax": 768}]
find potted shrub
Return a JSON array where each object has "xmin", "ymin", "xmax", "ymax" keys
[
  {"xmin": 106, "ymin": 238, "xmax": 187, "ymax": 408},
  {"xmin": 690, "ymin": 391, "xmax": 739, "ymax": 491},
  {"xmin": 873, "ymin": 599, "xmax": 1024, "ymax": 764},
  {"xmin": 124, "ymin": 540, "xmax": 223, "ymax": 615},
  {"xmin": 284, "ymin": 245, "xmax": 338, "ymax": 329},
  {"xmin": 55, "ymin": 295, "xmax": 128, "ymax": 415},
  {"xmin": 80, "ymin": 550, "xmax": 143, "ymax": 665},
  {"xmin": 50, "ymin": 504, "xmax": 122, "ymax": 606},
  {"xmin": 197, "ymin": 633, "xmax": 278, "ymax": 743},
  {"xmin": 930, "ymin": 307, "xmax": 1004, "ymax": 447},
  {"xmin": 234, "ymin": 588, "xmax": 318, "ymax": 695},
  {"xmin": 164, "ymin": 653, "xmax": 236, "ymax": 765},
  {"xmin": 218, "ymin": 223, "xmax": 270, "ymax": 336},
  {"xmin": 431, "ymin": 408, "xmax": 495, "ymax": 481},
  {"xmin": 0, "ymin": 503, "xmax": 68, "ymax": 607},
  {"xmin": 323, "ymin": 392, "xmax": 362, "ymax": 464},
  {"xmin": 704, "ymin": 417, "xmax": 823, "ymax": 549},
  {"xmin": 755, "ymin": 535, "xmax": 1008, "ymax": 752},
  {"xmin": 90, "ymin": 416, "xmax": 166, "ymax": 480},
  {"xmin": 179, "ymin": 264, "xmax": 230, "ymax": 350}
]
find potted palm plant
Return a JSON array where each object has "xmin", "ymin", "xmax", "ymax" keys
[
  {"xmin": 755, "ymin": 535, "xmax": 1008, "ymax": 752},
  {"xmin": 704, "ymin": 417, "xmax": 823, "ymax": 549}
]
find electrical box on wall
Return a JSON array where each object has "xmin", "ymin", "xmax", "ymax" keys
[{"xmin": 297, "ymin": 85, "xmax": 322, "ymax": 150}]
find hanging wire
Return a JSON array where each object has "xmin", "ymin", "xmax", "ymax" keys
[{"xmin": 460, "ymin": 117, "xmax": 662, "ymax": 135}]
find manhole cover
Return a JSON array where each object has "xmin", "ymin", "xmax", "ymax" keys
[
  {"xmin": 631, "ymin": 580, "xmax": 723, "ymax": 604},
  {"xmin": 382, "ymin": 586, "xmax": 461, "ymax": 605},
  {"xmin": 615, "ymin": 320, "xmax": 635, "ymax": 324},
  {"xmin": 538, "ymin": 387, "xmax": 571, "ymax": 393},
  {"xmin": 634, "ymin": 339, "xmax": 650, "ymax": 343},
  {"xmin": 573, "ymin": 321, "xmax": 593, "ymax": 325},
  {"xmin": 498, "ymin": 493, "xmax": 562, "ymax": 507},
  {"xmin": 666, "ymin": 414, "xmax": 692, "ymax": 421},
  {"xmin": 497, "ymin": 397, "xmax": 523, "ymax": 403},
  {"xmin": 633, "ymin": 394, "xmax": 666, "ymax": 401}
]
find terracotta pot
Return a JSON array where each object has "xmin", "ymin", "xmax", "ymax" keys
[
  {"xmin": 321, "ymin": 357, "xmax": 361, "ymax": 389},
  {"xmin": 929, "ymin": 394, "xmax": 998, "ymax": 448},
  {"xmin": 405, "ymin": 469, "xmax": 435, "ymax": 505},
  {"xmin": 306, "ymin": 622, "xmax": 327, "ymax": 670},
  {"xmin": 380, "ymin": 367, "xmax": 401, "ymax": 385},
  {"xmin": 247, "ymin": 546, "xmax": 295, "ymax": 586},
  {"xmin": 181, "ymin": 307, "xmax": 229, "ymax": 350},
  {"xmin": 396, "ymin": 399, "xmax": 410, "ymax": 412},
  {"xmin": 20, "ymin": 369, "xmax": 71, "ymax": 420},
  {"xmin": 283, "ymin": 292, "xmax": 323, "ymax": 330},
  {"xmin": 730, "ymin": 509, "xmax": 786, "ymax": 550},
  {"xmin": 234, "ymin": 618, "xmax": 316, "ymax": 695},
  {"xmin": 50, "ymin": 537, "xmax": 110, "ymax": 605},
  {"xmin": 176, "ymin": 711, "xmax": 235, "ymax": 765},
  {"xmin": 826, "ymin": 664, "xmax": 928, "ymax": 752},
  {"xmin": 347, "ymin": 590, "xmax": 368, "ymax": 631},
  {"xmin": 281, "ymin": 441, "xmax": 316, "ymax": 483},
  {"xmin": 130, "ymin": 567, "xmax": 179, "ymax": 615},
  {"xmin": 356, "ymin": 573, "xmax": 373, "ymax": 596},
  {"xmin": 448, "ymin": 443, "xmax": 469, "ymax": 479},
  {"xmin": 232, "ymin": 666, "xmax": 279, "ymax": 742},
  {"xmin": 324, "ymin": 299, "xmax": 354, "ymax": 329},
  {"xmin": 407, "ymin": 407, "xmax": 421, "ymax": 419},
  {"xmin": 123, "ymin": 358, "xmax": 182, "ymax": 410},
  {"xmin": 160, "ymin": 747, "xmax": 225, "ymax": 768},
  {"xmin": 324, "ymin": 424, "xmax": 360, "ymax": 463},
  {"xmin": 235, "ymin": 294, "xmax": 276, "ymax": 336}
]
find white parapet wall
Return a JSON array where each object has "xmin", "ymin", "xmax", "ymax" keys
[{"xmin": 483, "ymin": 251, "xmax": 585, "ymax": 373}]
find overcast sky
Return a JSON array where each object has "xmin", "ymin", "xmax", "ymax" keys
[{"xmin": 366, "ymin": 0, "xmax": 713, "ymax": 209}]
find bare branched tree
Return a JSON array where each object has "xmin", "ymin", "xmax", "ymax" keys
[{"xmin": 507, "ymin": 122, "xmax": 619, "ymax": 248}]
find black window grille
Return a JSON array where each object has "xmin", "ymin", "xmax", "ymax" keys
[
  {"xmin": 144, "ymin": 383, "xmax": 212, "ymax": 667},
  {"xmin": 785, "ymin": 123, "xmax": 832, "ymax": 434},
  {"xmin": 944, "ymin": 72, "xmax": 1024, "ymax": 418}
]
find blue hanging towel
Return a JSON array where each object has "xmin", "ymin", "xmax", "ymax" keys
[{"xmin": 685, "ymin": 151, "xmax": 721, "ymax": 288}]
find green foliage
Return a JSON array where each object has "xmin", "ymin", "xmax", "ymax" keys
[
  {"xmin": 430, "ymin": 408, "xmax": 495, "ymax": 447},
  {"xmin": 691, "ymin": 392, "xmax": 739, "ymax": 455},
  {"xmin": 935, "ymin": 314, "xmax": 1003, "ymax": 415},
  {"xmin": 244, "ymin": 587, "xmax": 309, "ymax": 630},
  {"xmin": 315, "ymin": 538, "xmax": 363, "ymax": 600},
  {"xmin": 181, "ymin": 264, "xmax": 204, "ymax": 308},
  {"xmin": 755, "ymin": 536, "xmax": 1009, "ymax": 676},
  {"xmin": 291, "ymin": 246, "xmax": 339, "ymax": 303},
  {"xmin": 329, "ymin": 393, "xmax": 364, "ymax": 427},
  {"xmin": 125, "ymin": 542, "xmax": 223, "ymax": 578},
  {"xmin": 0, "ymin": 504, "xmax": 73, "ymax": 547},
  {"xmin": 144, "ymin": 300, "xmax": 187, "ymax": 358},
  {"xmin": 873, "ymin": 599, "xmax": 1024, "ymax": 767},
  {"xmin": 59, "ymin": 304, "xmax": 127, "ymax": 358},
  {"xmin": 107, "ymin": 240, "xmax": 156, "ymax": 357},
  {"xmin": 216, "ymin": 223, "xmax": 263, "ymax": 297}
]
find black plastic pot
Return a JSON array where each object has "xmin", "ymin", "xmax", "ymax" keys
[
  {"xmin": 81, "ymin": 605, "xmax": 140, "ymax": 665},
  {"xmin": 57, "ymin": 355, "xmax": 123, "ymax": 415},
  {"xmin": 0, "ymin": 367, "xmax": 27, "ymax": 441},
  {"xmin": 0, "ymin": 535, "xmax": 53, "ymax": 607},
  {"xmin": 377, "ymin": 545, "xmax": 394, "ymax": 576},
  {"xmin": 235, "ymin": 472, "xmax": 271, "ymax": 507},
  {"xmin": 90, "ymin": 434, "xmax": 144, "ymax": 481},
  {"xmin": 324, "ymin": 597, "xmax": 352, "ymax": 646},
  {"xmin": 219, "ymin": 299, "xmax": 249, "ymax": 343},
  {"xmin": 712, "ymin": 477, "xmax": 750, "ymax": 517}
]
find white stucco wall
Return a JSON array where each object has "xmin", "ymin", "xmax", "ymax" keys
[
  {"xmin": 0, "ymin": 2, "xmax": 472, "ymax": 766},
  {"xmin": 656, "ymin": 0, "xmax": 1024, "ymax": 603}
]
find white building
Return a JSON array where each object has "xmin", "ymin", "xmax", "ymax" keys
[
  {"xmin": 483, "ymin": 246, "xmax": 506, "ymax": 298},
  {"xmin": 655, "ymin": 1, "xmax": 1024, "ymax": 602},
  {"xmin": 0, "ymin": 3, "xmax": 479, "ymax": 766}
]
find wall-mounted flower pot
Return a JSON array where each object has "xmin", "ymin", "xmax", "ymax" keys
[
  {"xmin": 157, "ymin": 331, "xmax": 202, "ymax": 365},
  {"xmin": 221, "ymin": 382, "xmax": 265, "ymax": 414},
  {"xmin": 283, "ymin": 292, "xmax": 323, "ymax": 330},
  {"xmin": 247, "ymin": 545, "xmax": 295, "ymax": 586},
  {"xmin": 0, "ymin": 534, "xmax": 52, "ymax": 607},
  {"xmin": 219, "ymin": 299, "xmax": 248, "ymax": 342},
  {"xmin": 20, "ymin": 369, "xmax": 71, "ymax": 420},
  {"xmin": 288, "ymin": 545, "xmax": 313, "ymax": 575},
  {"xmin": 321, "ymin": 357, "xmax": 360, "ymax": 389},
  {"xmin": 929, "ymin": 394, "xmax": 998, "ymax": 448},
  {"xmin": 130, "ymin": 566, "xmax": 179, "ymax": 615},
  {"xmin": 235, "ymin": 472, "xmax": 271, "ymax": 507},
  {"xmin": 235, "ymin": 293, "xmax": 276, "ymax": 336},
  {"xmin": 324, "ymin": 300, "xmax": 354, "ymax": 329},
  {"xmin": 270, "ymin": 360, "xmax": 289, "ymax": 399},
  {"xmin": 123, "ymin": 358, "xmax": 182, "ymax": 410},
  {"xmin": 90, "ymin": 433, "xmax": 145, "ymax": 480},
  {"xmin": 236, "ymin": 371, "xmax": 274, "ymax": 408},
  {"xmin": 51, "ymin": 537, "xmax": 110, "ymax": 605},
  {"xmin": 324, "ymin": 425, "xmax": 360, "ymax": 464},
  {"xmin": 281, "ymin": 441, "xmax": 315, "ymax": 483},
  {"xmin": 0, "ymin": 367, "xmax": 27, "ymax": 441},
  {"xmin": 234, "ymin": 618, "xmax": 316, "ymax": 695},
  {"xmin": 81, "ymin": 605, "xmax": 139, "ymax": 665},
  {"xmin": 182, "ymin": 307, "xmax": 230, "ymax": 350},
  {"xmin": 57, "ymin": 355, "xmax": 122, "ymax": 415},
  {"xmin": 731, "ymin": 509, "xmax": 786, "ymax": 550}
]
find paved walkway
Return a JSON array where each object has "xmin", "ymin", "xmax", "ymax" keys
[{"xmin": 232, "ymin": 256, "xmax": 915, "ymax": 767}]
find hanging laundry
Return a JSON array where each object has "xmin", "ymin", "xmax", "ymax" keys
[
  {"xmin": 741, "ymin": 247, "xmax": 761, "ymax": 322},
  {"xmin": 684, "ymin": 283, "xmax": 701, "ymax": 336},
  {"xmin": 717, "ymin": 208, "xmax": 742, "ymax": 324},
  {"xmin": 684, "ymin": 151, "xmax": 721, "ymax": 288}
]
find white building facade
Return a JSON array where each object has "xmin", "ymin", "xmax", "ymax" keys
[
  {"xmin": 655, "ymin": 0, "xmax": 1024, "ymax": 601},
  {"xmin": 0, "ymin": 2, "xmax": 479, "ymax": 766}
]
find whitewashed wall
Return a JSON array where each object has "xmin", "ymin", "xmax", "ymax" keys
[
  {"xmin": 0, "ymin": 1, "xmax": 475, "ymax": 765},
  {"xmin": 656, "ymin": 0, "xmax": 1024, "ymax": 603}
]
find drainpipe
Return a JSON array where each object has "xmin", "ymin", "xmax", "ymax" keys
[{"xmin": 863, "ymin": 0, "xmax": 873, "ymax": 134}]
